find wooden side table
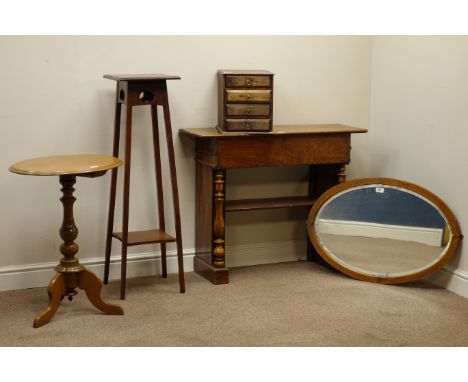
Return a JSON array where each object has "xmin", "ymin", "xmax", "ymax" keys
[
  {"xmin": 9, "ymin": 154, "xmax": 124, "ymax": 328},
  {"xmin": 179, "ymin": 124, "xmax": 367, "ymax": 284},
  {"xmin": 103, "ymin": 74, "xmax": 185, "ymax": 300}
]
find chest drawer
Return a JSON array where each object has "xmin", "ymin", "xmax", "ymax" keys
[
  {"xmin": 225, "ymin": 119, "xmax": 271, "ymax": 132},
  {"xmin": 226, "ymin": 104, "xmax": 271, "ymax": 117},
  {"xmin": 218, "ymin": 70, "xmax": 274, "ymax": 132},
  {"xmin": 225, "ymin": 75, "xmax": 271, "ymax": 88},
  {"xmin": 225, "ymin": 89, "xmax": 272, "ymax": 103}
]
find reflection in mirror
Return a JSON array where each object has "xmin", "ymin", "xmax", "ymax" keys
[{"xmin": 307, "ymin": 179, "xmax": 462, "ymax": 284}]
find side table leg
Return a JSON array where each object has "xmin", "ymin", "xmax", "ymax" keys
[
  {"xmin": 307, "ymin": 164, "xmax": 345, "ymax": 265},
  {"xmin": 78, "ymin": 268, "xmax": 124, "ymax": 315},
  {"xmin": 193, "ymin": 163, "xmax": 229, "ymax": 285},
  {"xmin": 213, "ymin": 170, "xmax": 226, "ymax": 268},
  {"xmin": 33, "ymin": 272, "xmax": 66, "ymax": 328},
  {"xmin": 337, "ymin": 164, "xmax": 347, "ymax": 183}
]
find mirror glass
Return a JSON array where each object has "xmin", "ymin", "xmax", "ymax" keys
[{"xmin": 307, "ymin": 179, "xmax": 462, "ymax": 283}]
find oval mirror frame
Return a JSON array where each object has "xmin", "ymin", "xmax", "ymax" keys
[{"xmin": 307, "ymin": 178, "xmax": 463, "ymax": 284}]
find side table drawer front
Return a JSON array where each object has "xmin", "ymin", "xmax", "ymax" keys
[
  {"xmin": 225, "ymin": 75, "xmax": 271, "ymax": 88},
  {"xmin": 225, "ymin": 119, "xmax": 271, "ymax": 132},
  {"xmin": 226, "ymin": 104, "xmax": 271, "ymax": 117},
  {"xmin": 217, "ymin": 134, "xmax": 351, "ymax": 168},
  {"xmin": 225, "ymin": 89, "xmax": 272, "ymax": 103}
]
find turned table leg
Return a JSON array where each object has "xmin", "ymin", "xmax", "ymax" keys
[
  {"xmin": 307, "ymin": 164, "xmax": 347, "ymax": 264},
  {"xmin": 337, "ymin": 164, "xmax": 347, "ymax": 184},
  {"xmin": 213, "ymin": 170, "xmax": 226, "ymax": 268},
  {"xmin": 33, "ymin": 175, "xmax": 123, "ymax": 328},
  {"xmin": 193, "ymin": 165, "xmax": 229, "ymax": 284}
]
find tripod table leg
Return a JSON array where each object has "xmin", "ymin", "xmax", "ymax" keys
[
  {"xmin": 78, "ymin": 268, "xmax": 124, "ymax": 315},
  {"xmin": 33, "ymin": 272, "xmax": 66, "ymax": 328}
]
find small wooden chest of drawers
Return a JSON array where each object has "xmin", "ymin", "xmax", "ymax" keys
[{"xmin": 217, "ymin": 70, "xmax": 274, "ymax": 132}]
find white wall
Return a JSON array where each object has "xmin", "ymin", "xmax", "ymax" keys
[
  {"xmin": 2, "ymin": 36, "xmax": 466, "ymax": 296},
  {"xmin": 369, "ymin": 36, "xmax": 468, "ymax": 292},
  {"xmin": 0, "ymin": 36, "xmax": 371, "ymax": 281}
]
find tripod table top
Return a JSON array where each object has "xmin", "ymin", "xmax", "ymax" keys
[{"xmin": 9, "ymin": 154, "xmax": 122, "ymax": 176}]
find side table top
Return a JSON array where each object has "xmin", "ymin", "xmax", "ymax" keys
[
  {"xmin": 103, "ymin": 74, "xmax": 181, "ymax": 81},
  {"xmin": 180, "ymin": 124, "xmax": 368, "ymax": 138},
  {"xmin": 9, "ymin": 154, "xmax": 122, "ymax": 176}
]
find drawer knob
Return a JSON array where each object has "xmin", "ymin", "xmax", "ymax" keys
[
  {"xmin": 246, "ymin": 123, "xmax": 251, "ymax": 130},
  {"xmin": 247, "ymin": 94, "xmax": 250, "ymax": 100},
  {"xmin": 246, "ymin": 79, "xmax": 251, "ymax": 85},
  {"xmin": 247, "ymin": 108, "xmax": 251, "ymax": 114}
]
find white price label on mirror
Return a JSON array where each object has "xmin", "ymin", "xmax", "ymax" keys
[{"xmin": 375, "ymin": 187, "xmax": 385, "ymax": 193}]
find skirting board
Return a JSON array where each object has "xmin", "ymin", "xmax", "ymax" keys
[
  {"xmin": 0, "ymin": 240, "xmax": 307, "ymax": 292},
  {"xmin": 425, "ymin": 265, "xmax": 468, "ymax": 299},
  {"xmin": 0, "ymin": 240, "xmax": 466, "ymax": 298},
  {"xmin": 0, "ymin": 250, "xmax": 194, "ymax": 292}
]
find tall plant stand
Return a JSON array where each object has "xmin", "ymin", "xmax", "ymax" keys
[{"xmin": 103, "ymin": 74, "xmax": 185, "ymax": 300}]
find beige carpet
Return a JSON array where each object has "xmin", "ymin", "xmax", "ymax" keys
[{"xmin": 0, "ymin": 261, "xmax": 467, "ymax": 346}]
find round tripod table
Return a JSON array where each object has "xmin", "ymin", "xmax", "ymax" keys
[{"xmin": 9, "ymin": 154, "xmax": 125, "ymax": 328}]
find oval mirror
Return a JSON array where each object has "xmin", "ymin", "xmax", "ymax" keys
[{"xmin": 307, "ymin": 178, "xmax": 462, "ymax": 284}]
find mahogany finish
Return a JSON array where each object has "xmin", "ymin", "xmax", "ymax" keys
[
  {"xmin": 194, "ymin": 161, "xmax": 215, "ymax": 261},
  {"xmin": 9, "ymin": 155, "xmax": 124, "ymax": 328},
  {"xmin": 306, "ymin": 164, "xmax": 345, "ymax": 268},
  {"xmin": 213, "ymin": 170, "xmax": 226, "ymax": 268},
  {"xmin": 182, "ymin": 124, "xmax": 366, "ymax": 137},
  {"xmin": 103, "ymin": 74, "xmax": 181, "ymax": 81},
  {"xmin": 225, "ymin": 196, "xmax": 315, "ymax": 212},
  {"xmin": 103, "ymin": 74, "xmax": 185, "ymax": 300},
  {"xmin": 180, "ymin": 124, "xmax": 367, "ymax": 284},
  {"xmin": 112, "ymin": 229, "xmax": 176, "ymax": 246},
  {"xmin": 216, "ymin": 134, "xmax": 350, "ymax": 168}
]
